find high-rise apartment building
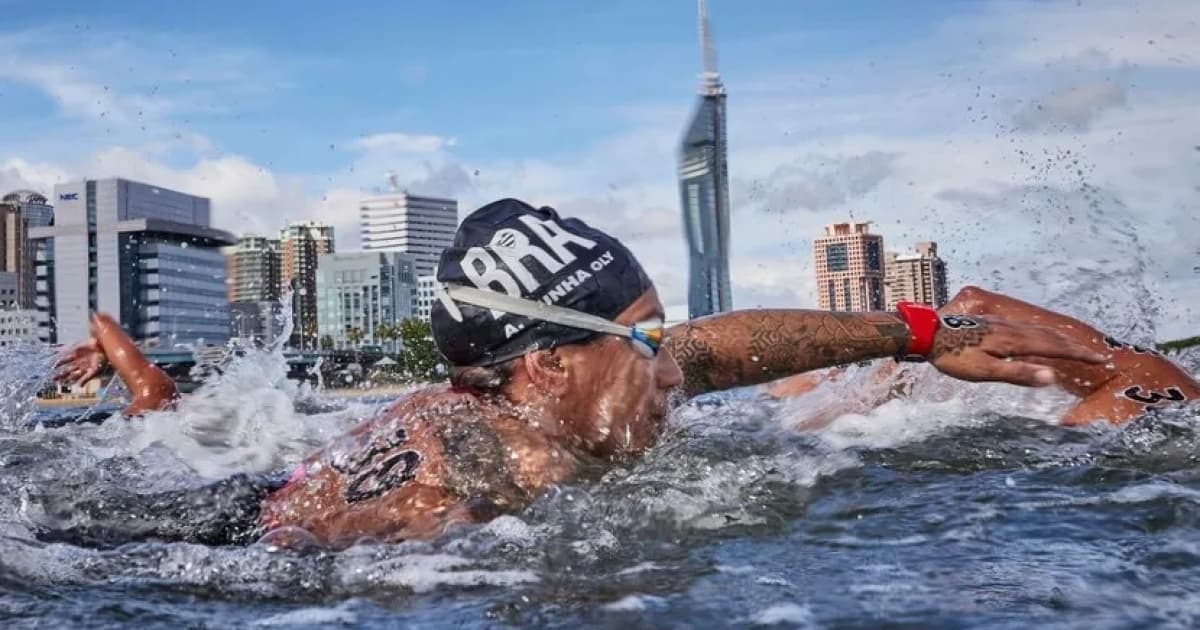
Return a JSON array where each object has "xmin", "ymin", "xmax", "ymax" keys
[
  {"xmin": 360, "ymin": 192, "xmax": 457, "ymax": 277},
  {"xmin": 227, "ymin": 235, "xmax": 281, "ymax": 303},
  {"xmin": 813, "ymin": 222, "xmax": 885, "ymax": 312},
  {"xmin": 884, "ymin": 241, "xmax": 949, "ymax": 310},
  {"xmin": 226, "ymin": 235, "xmax": 283, "ymax": 344},
  {"xmin": 32, "ymin": 178, "xmax": 234, "ymax": 346},
  {"xmin": 316, "ymin": 251, "xmax": 418, "ymax": 350},
  {"xmin": 1, "ymin": 190, "xmax": 53, "ymax": 310},
  {"xmin": 279, "ymin": 222, "xmax": 334, "ymax": 349},
  {"xmin": 679, "ymin": 0, "xmax": 732, "ymax": 319}
]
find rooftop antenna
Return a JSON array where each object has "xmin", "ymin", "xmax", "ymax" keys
[
  {"xmin": 698, "ymin": 0, "xmax": 724, "ymax": 96},
  {"xmin": 386, "ymin": 170, "xmax": 402, "ymax": 193}
]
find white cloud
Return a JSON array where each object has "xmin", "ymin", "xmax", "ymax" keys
[
  {"xmin": 349, "ymin": 132, "xmax": 457, "ymax": 154},
  {"xmin": 1003, "ymin": 0, "xmax": 1200, "ymax": 69}
]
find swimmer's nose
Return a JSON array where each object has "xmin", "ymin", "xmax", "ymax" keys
[{"xmin": 657, "ymin": 350, "xmax": 683, "ymax": 389}]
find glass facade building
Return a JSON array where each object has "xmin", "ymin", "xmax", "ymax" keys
[
  {"xmin": 678, "ymin": 0, "xmax": 732, "ymax": 319},
  {"xmin": 316, "ymin": 252, "xmax": 418, "ymax": 350},
  {"xmin": 35, "ymin": 178, "xmax": 234, "ymax": 346}
]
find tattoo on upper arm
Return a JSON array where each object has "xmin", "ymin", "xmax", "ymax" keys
[
  {"xmin": 329, "ymin": 428, "xmax": 423, "ymax": 504},
  {"xmin": 435, "ymin": 418, "xmax": 529, "ymax": 510}
]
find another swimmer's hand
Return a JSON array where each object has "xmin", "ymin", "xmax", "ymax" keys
[
  {"xmin": 53, "ymin": 337, "xmax": 109, "ymax": 386},
  {"xmin": 926, "ymin": 315, "xmax": 1107, "ymax": 387}
]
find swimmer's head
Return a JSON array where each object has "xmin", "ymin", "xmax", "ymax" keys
[{"xmin": 432, "ymin": 199, "xmax": 683, "ymax": 455}]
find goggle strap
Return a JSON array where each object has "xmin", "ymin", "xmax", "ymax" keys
[{"xmin": 442, "ymin": 284, "xmax": 635, "ymax": 340}]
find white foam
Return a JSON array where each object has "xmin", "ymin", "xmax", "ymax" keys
[
  {"xmin": 90, "ymin": 345, "xmax": 361, "ymax": 479},
  {"xmin": 751, "ymin": 603, "xmax": 815, "ymax": 626},
  {"xmin": 337, "ymin": 553, "xmax": 538, "ymax": 594},
  {"xmin": 254, "ymin": 604, "xmax": 359, "ymax": 626},
  {"xmin": 776, "ymin": 364, "xmax": 1078, "ymax": 451},
  {"xmin": 602, "ymin": 594, "xmax": 666, "ymax": 612},
  {"xmin": 478, "ymin": 515, "xmax": 536, "ymax": 545}
]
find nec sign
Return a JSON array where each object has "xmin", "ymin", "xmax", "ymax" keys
[{"xmin": 59, "ymin": 193, "xmax": 78, "ymax": 201}]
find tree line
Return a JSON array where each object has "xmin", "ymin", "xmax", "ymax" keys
[{"xmin": 319, "ymin": 318, "xmax": 442, "ymax": 381}]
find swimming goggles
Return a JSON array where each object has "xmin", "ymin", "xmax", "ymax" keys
[{"xmin": 438, "ymin": 284, "xmax": 665, "ymax": 358}]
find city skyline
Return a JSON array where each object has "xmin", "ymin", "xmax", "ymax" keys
[{"xmin": 0, "ymin": 1, "xmax": 1195, "ymax": 338}]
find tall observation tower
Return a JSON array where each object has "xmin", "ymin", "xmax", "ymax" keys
[{"xmin": 678, "ymin": 0, "xmax": 732, "ymax": 319}]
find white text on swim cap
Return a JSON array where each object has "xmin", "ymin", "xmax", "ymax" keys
[{"xmin": 459, "ymin": 215, "xmax": 598, "ymax": 306}]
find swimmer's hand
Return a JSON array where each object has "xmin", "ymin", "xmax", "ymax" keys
[
  {"xmin": 54, "ymin": 337, "xmax": 109, "ymax": 386},
  {"xmin": 927, "ymin": 315, "xmax": 1107, "ymax": 387},
  {"xmin": 54, "ymin": 336, "xmax": 109, "ymax": 386}
]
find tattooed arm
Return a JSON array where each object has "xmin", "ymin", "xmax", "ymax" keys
[{"xmin": 665, "ymin": 309, "xmax": 1107, "ymax": 400}]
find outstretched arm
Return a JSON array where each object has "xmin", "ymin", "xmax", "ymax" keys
[
  {"xmin": 943, "ymin": 286, "xmax": 1199, "ymax": 424},
  {"xmin": 665, "ymin": 308, "xmax": 1106, "ymax": 400},
  {"xmin": 54, "ymin": 313, "xmax": 178, "ymax": 415}
]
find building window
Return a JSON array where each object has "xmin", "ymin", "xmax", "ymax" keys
[
  {"xmin": 843, "ymin": 278, "xmax": 851, "ymax": 311},
  {"xmin": 826, "ymin": 243, "xmax": 849, "ymax": 272},
  {"xmin": 865, "ymin": 241, "xmax": 881, "ymax": 272}
]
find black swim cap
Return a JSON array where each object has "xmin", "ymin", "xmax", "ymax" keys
[{"xmin": 432, "ymin": 198, "xmax": 652, "ymax": 367}]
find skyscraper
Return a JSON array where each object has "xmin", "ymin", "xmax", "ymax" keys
[
  {"xmin": 33, "ymin": 178, "xmax": 234, "ymax": 346},
  {"xmin": 360, "ymin": 191, "xmax": 458, "ymax": 277},
  {"xmin": 885, "ymin": 241, "xmax": 949, "ymax": 310},
  {"xmin": 813, "ymin": 222, "xmax": 886, "ymax": 312},
  {"xmin": 0, "ymin": 190, "xmax": 53, "ymax": 310},
  {"xmin": 678, "ymin": 0, "xmax": 732, "ymax": 319},
  {"xmin": 279, "ymin": 221, "xmax": 334, "ymax": 349}
]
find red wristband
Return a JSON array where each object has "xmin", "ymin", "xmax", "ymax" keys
[{"xmin": 895, "ymin": 301, "xmax": 939, "ymax": 360}]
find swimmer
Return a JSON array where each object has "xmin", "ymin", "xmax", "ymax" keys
[
  {"xmin": 765, "ymin": 287, "xmax": 1199, "ymax": 426},
  {"xmin": 47, "ymin": 198, "xmax": 1106, "ymax": 549}
]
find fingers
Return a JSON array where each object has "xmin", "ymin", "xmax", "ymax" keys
[
  {"xmin": 968, "ymin": 359, "xmax": 1059, "ymax": 387},
  {"xmin": 989, "ymin": 325, "xmax": 1108, "ymax": 365}
]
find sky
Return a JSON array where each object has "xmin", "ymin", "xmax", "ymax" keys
[{"xmin": 0, "ymin": 0, "xmax": 1196, "ymax": 339}]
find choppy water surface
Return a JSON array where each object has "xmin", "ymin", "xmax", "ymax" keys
[{"xmin": 0, "ymin": 344, "xmax": 1197, "ymax": 629}]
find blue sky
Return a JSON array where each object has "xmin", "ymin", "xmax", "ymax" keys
[
  {"xmin": 1, "ymin": 0, "xmax": 1197, "ymax": 337},
  {"xmin": 0, "ymin": 0, "xmax": 968, "ymax": 169}
]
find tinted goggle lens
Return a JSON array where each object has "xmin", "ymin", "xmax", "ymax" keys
[{"xmin": 629, "ymin": 319, "xmax": 665, "ymax": 358}]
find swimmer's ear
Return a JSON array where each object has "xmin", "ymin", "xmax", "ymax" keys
[{"xmin": 522, "ymin": 348, "xmax": 569, "ymax": 395}]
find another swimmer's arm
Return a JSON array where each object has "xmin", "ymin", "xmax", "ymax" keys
[
  {"xmin": 666, "ymin": 309, "xmax": 1106, "ymax": 399},
  {"xmin": 88, "ymin": 313, "xmax": 179, "ymax": 414}
]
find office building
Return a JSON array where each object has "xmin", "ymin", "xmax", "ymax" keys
[
  {"xmin": 416, "ymin": 275, "xmax": 437, "ymax": 321},
  {"xmin": 813, "ymin": 222, "xmax": 885, "ymax": 312},
  {"xmin": 279, "ymin": 222, "xmax": 334, "ymax": 349},
  {"xmin": 885, "ymin": 241, "xmax": 949, "ymax": 310},
  {"xmin": 360, "ymin": 192, "xmax": 457, "ymax": 277},
  {"xmin": 316, "ymin": 251, "xmax": 418, "ymax": 350},
  {"xmin": 1, "ymin": 190, "xmax": 53, "ymax": 309},
  {"xmin": 32, "ymin": 178, "xmax": 234, "ymax": 346},
  {"xmin": 678, "ymin": 0, "xmax": 732, "ymax": 319},
  {"xmin": 0, "ymin": 308, "xmax": 38, "ymax": 348}
]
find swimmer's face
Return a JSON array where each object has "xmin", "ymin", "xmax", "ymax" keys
[{"xmin": 553, "ymin": 287, "xmax": 682, "ymax": 456}]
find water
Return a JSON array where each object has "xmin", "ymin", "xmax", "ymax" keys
[{"xmin": 0, "ymin": 343, "xmax": 1197, "ymax": 629}]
